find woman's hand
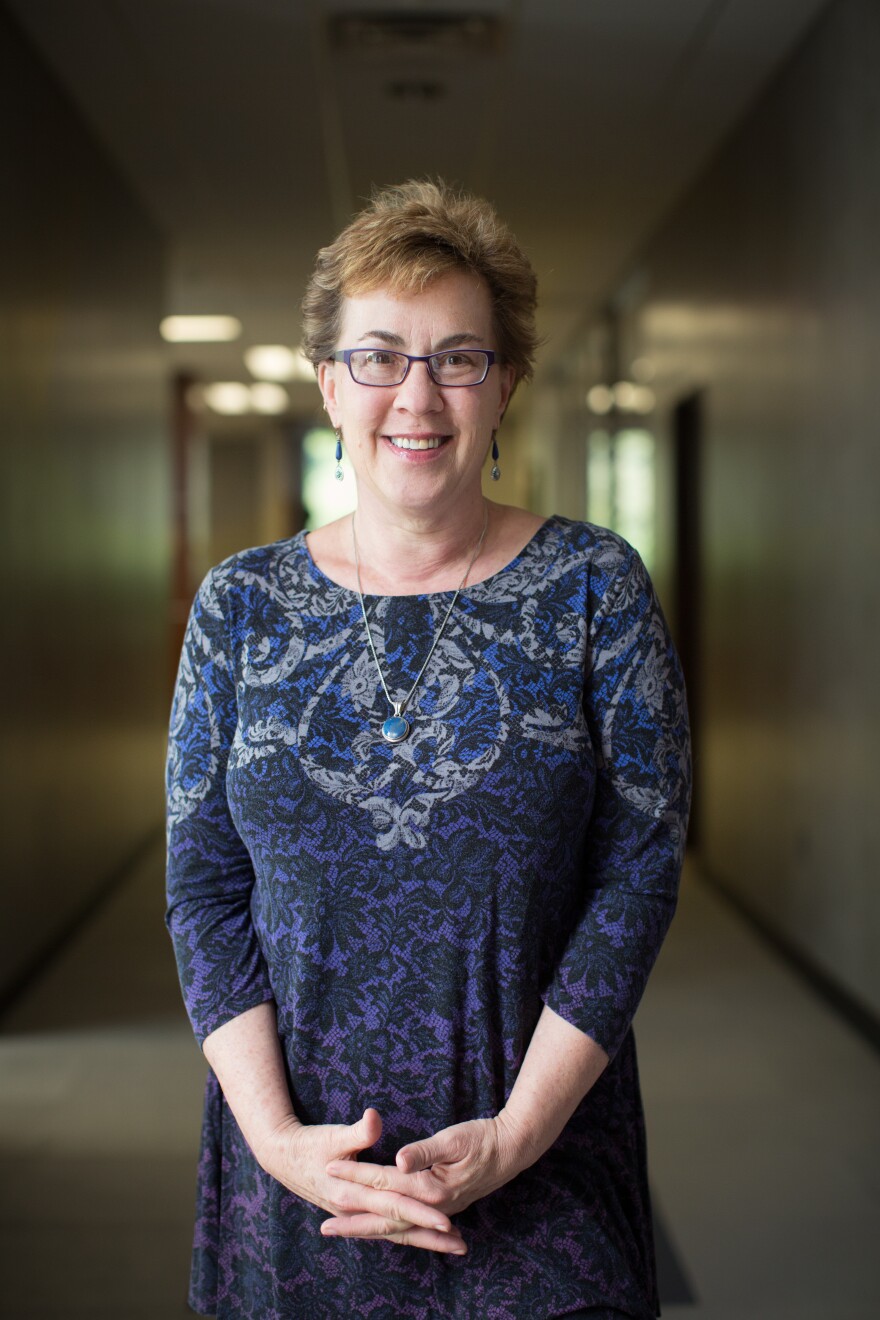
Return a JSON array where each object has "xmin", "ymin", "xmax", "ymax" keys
[
  {"xmin": 323, "ymin": 1113, "xmax": 528, "ymax": 1242},
  {"xmin": 257, "ymin": 1107, "xmax": 466, "ymax": 1255},
  {"xmin": 326, "ymin": 1005, "xmax": 607, "ymax": 1248}
]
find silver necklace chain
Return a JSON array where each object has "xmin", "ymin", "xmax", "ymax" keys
[{"xmin": 351, "ymin": 504, "xmax": 489, "ymax": 743}]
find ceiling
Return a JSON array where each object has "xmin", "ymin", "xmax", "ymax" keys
[{"xmin": 9, "ymin": 0, "xmax": 829, "ymax": 407}]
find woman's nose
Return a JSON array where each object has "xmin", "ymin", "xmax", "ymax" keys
[{"xmin": 393, "ymin": 360, "xmax": 443, "ymax": 413}]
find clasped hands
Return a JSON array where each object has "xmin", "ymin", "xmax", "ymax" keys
[{"xmin": 260, "ymin": 1106, "xmax": 530, "ymax": 1256}]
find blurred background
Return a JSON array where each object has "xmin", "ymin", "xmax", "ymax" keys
[{"xmin": 1, "ymin": 1, "xmax": 878, "ymax": 1317}]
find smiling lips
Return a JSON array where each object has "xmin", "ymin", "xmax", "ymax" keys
[{"xmin": 387, "ymin": 435, "xmax": 450, "ymax": 450}]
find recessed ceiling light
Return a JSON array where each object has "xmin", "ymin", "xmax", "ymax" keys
[
  {"xmin": 613, "ymin": 382, "xmax": 655, "ymax": 414},
  {"xmin": 245, "ymin": 345, "xmax": 315, "ymax": 382},
  {"xmin": 251, "ymin": 382, "xmax": 290, "ymax": 415},
  {"xmin": 160, "ymin": 315, "xmax": 242, "ymax": 343},
  {"xmin": 586, "ymin": 385, "xmax": 614, "ymax": 415},
  {"xmin": 203, "ymin": 382, "xmax": 252, "ymax": 414}
]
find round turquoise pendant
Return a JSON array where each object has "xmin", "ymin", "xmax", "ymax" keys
[{"xmin": 381, "ymin": 712, "xmax": 410, "ymax": 744}]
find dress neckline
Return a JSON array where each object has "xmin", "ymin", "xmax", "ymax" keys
[{"xmin": 297, "ymin": 515, "xmax": 557, "ymax": 600}]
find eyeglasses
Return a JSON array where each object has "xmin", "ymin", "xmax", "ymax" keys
[{"xmin": 331, "ymin": 348, "xmax": 497, "ymax": 387}]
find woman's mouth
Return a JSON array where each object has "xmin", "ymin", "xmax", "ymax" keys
[{"xmin": 386, "ymin": 434, "xmax": 450, "ymax": 451}]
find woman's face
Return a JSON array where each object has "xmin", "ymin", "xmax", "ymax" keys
[{"xmin": 318, "ymin": 269, "xmax": 514, "ymax": 521}]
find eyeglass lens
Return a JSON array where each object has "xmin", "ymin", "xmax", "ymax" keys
[{"xmin": 349, "ymin": 349, "xmax": 489, "ymax": 386}]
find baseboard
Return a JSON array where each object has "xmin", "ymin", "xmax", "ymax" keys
[
  {"xmin": 701, "ymin": 867, "xmax": 880, "ymax": 1056},
  {"xmin": 0, "ymin": 825, "xmax": 164, "ymax": 1022}
]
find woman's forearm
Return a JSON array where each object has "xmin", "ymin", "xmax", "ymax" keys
[
  {"xmin": 497, "ymin": 1003, "xmax": 609, "ymax": 1171},
  {"xmin": 203, "ymin": 1004, "xmax": 463, "ymax": 1246},
  {"xmin": 202, "ymin": 1001, "xmax": 302, "ymax": 1167},
  {"xmin": 202, "ymin": 1000, "xmax": 606, "ymax": 1200},
  {"xmin": 301, "ymin": 1001, "xmax": 609, "ymax": 1236}
]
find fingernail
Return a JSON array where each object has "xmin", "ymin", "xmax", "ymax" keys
[
  {"xmin": 452, "ymin": 1246, "xmax": 467, "ymax": 1256},
  {"xmin": 321, "ymin": 1225, "xmax": 338, "ymax": 1237},
  {"xmin": 433, "ymin": 1221, "xmax": 448, "ymax": 1231}
]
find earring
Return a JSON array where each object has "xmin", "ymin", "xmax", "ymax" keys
[
  {"xmin": 334, "ymin": 429, "xmax": 344, "ymax": 482},
  {"xmin": 491, "ymin": 435, "xmax": 501, "ymax": 482}
]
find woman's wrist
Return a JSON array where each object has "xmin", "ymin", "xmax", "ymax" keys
[
  {"xmin": 493, "ymin": 1004, "xmax": 611, "ymax": 1177},
  {"xmin": 202, "ymin": 1003, "xmax": 305, "ymax": 1178},
  {"xmin": 253, "ymin": 1113, "xmax": 305, "ymax": 1177},
  {"xmin": 491, "ymin": 1106, "xmax": 543, "ymax": 1179}
]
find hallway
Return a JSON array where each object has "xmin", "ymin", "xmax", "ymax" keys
[
  {"xmin": 1, "ymin": 845, "xmax": 878, "ymax": 1319},
  {"xmin": 3, "ymin": 0, "xmax": 880, "ymax": 1315}
]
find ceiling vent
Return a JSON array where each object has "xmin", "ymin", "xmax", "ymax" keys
[{"xmin": 328, "ymin": 12, "xmax": 502, "ymax": 57}]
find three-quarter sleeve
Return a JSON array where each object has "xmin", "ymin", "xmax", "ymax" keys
[
  {"xmin": 165, "ymin": 566, "xmax": 273, "ymax": 1045},
  {"xmin": 543, "ymin": 543, "xmax": 691, "ymax": 1058}
]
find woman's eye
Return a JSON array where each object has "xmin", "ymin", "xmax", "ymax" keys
[
  {"xmin": 363, "ymin": 350, "xmax": 393, "ymax": 365},
  {"xmin": 439, "ymin": 352, "xmax": 472, "ymax": 367}
]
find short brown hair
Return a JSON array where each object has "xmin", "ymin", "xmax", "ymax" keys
[{"xmin": 301, "ymin": 179, "xmax": 538, "ymax": 387}]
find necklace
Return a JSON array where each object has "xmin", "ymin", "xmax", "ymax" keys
[{"xmin": 351, "ymin": 505, "xmax": 489, "ymax": 744}]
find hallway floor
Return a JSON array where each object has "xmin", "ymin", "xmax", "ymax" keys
[{"xmin": 1, "ymin": 844, "xmax": 878, "ymax": 1319}]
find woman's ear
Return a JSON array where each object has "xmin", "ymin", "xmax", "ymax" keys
[
  {"xmin": 495, "ymin": 365, "xmax": 516, "ymax": 426},
  {"xmin": 317, "ymin": 360, "xmax": 339, "ymax": 427}
]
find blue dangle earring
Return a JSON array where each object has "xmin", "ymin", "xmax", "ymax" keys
[
  {"xmin": 334, "ymin": 429, "xmax": 344, "ymax": 481},
  {"xmin": 491, "ymin": 435, "xmax": 501, "ymax": 481}
]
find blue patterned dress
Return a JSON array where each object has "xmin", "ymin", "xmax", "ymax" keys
[{"xmin": 166, "ymin": 516, "xmax": 690, "ymax": 1320}]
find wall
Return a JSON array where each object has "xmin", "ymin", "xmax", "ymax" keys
[
  {"xmin": 0, "ymin": 9, "xmax": 169, "ymax": 999},
  {"xmin": 600, "ymin": 0, "xmax": 880, "ymax": 1016}
]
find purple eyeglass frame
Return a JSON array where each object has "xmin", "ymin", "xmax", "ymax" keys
[{"xmin": 330, "ymin": 348, "xmax": 497, "ymax": 387}]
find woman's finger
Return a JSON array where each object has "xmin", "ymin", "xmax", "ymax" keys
[
  {"xmin": 384, "ymin": 1225, "xmax": 467, "ymax": 1255},
  {"xmin": 395, "ymin": 1138, "xmax": 436, "ymax": 1173},
  {"xmin": 326, "ymin": 1158, "xmax": 411, "ymax": 1193},
  {"xmin": 325, "ymin": 1158, "xmax": 446, "ymax": 1217},
  {"xmin": 328, "ymin": 1177, "xmax": 452, "ymax": 1231},
  {"xmin": 396, "ymin": 1125, "xmax": 471, "ymax": 1173},
  {"xmin": 321, "ymin": 1215, "xmax": 466, "ymax": 1255},
  {"xmin": 334, "ymin": 1108, "xmax": 382, "ymax": 1160}
]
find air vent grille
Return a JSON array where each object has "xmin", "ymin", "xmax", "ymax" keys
[{"xmin": 329, "ymin": 12, "xmax": 502, "ymax": 57}]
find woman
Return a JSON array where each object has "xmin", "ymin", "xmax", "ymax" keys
[{"xmin": 166, "ymin": 180, "xmax": 690, "ymax": 1320}]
